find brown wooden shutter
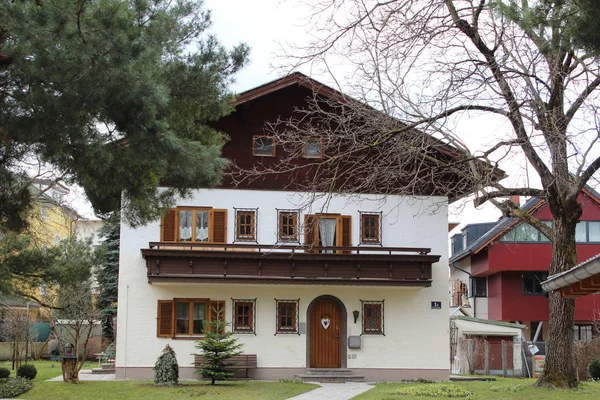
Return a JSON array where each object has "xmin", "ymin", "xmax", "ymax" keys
[
  {"xmin": 338, "ymin": 215, "xmax": 352, "ymax": 254},
  {"xmin": 209, "ymin": 209, "xmax": 227, "ymax": 243},
  {"xmin": 160, "ymin": 209, "xmax": 178, "ymax": 242},
  {"xmin": 209, "ymin": 300, "xmax": 226, "ymax": 333},
  {"xmin": 304, "ymin": 215, "xmax": 317, "ymax": 253},
  {"xmin": 157, "ymin": 300, "xmax": 174, "ymax": 337}
]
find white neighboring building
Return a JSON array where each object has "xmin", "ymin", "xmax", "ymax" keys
[{"xmin": 115, "ymin": 73, "xmax": 479, "ymax": 381}]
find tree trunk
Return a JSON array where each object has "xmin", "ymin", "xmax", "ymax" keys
[
  {"xmin": 536, "ymin": 211, "xmax": 578, "ymax": 388},
  {"xmin": 62, "ymin": 358, "xmax": 79, "ymax": 384}
]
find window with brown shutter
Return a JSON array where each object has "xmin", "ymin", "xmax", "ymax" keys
[
  {"xmin": 160, "ymin": 207, "xmax": 227, "ymax": 243},
  {"xmin": 157, "ymin": 300, "xmax": 174, "ymax": 337},
  {"xmin": 156, "ymin": 298, "xmax": 225, "ymax": 338},
  {"xmin": 303, "ymin": 214, "xmax": 351, "ymax": 253}
]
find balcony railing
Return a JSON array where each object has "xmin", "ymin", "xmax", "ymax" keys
[{"xmin": 142, "ymin": 242, "xmax": 441, "ymax": 287}]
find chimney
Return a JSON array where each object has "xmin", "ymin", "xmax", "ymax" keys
[{"xmin": 510, "ymin": 195, "xmax": 520, "ymax": 206}]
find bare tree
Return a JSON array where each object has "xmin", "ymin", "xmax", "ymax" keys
[
  {"xmin": 0, "ymin": 303, "xmax": 30, "ymax": 370},
  {"xmin": 235, "ymin": 0, "xmax": 600, "ymax": 388},
  {"xmin": 53, "ymin": 283, "xmax": 100, "ymax": 383}
]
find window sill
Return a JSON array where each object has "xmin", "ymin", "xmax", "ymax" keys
[{"xmin": 171, "ymin": 335, "xmax": 206, "ymax": 340}]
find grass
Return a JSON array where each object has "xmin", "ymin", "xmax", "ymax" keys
[
  {"xmin": 0, "ymin": 360, "xmax": 317, "ymax": 400},
  {"xmin": 0, "ymin": 360, "xmax": 96, "ymax": 382},
  {"xmin": 352, "ymin": 378, "xmax": 600, "ymax": 399},
  {"xmin": 20, "ymin": 380, "xmax": 318, "ymax": 400}
]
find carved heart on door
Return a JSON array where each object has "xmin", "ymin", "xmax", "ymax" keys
[{"xmin": 321, "ymin": 316, "xmax": 331, "ymax": 330}]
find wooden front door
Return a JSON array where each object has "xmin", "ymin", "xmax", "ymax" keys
[{"xmin": 310, "ymin": 299, "xmax": 342, "ymax": 368}]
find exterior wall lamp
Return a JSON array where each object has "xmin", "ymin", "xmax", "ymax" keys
[{"xmin": 353, "ymin": 310, "xmax": 360, "ymax": 324}]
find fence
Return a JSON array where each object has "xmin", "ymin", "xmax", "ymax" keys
[{"xmin": 454, "ymin": 338, "xmax": 524, "ymax": 377}]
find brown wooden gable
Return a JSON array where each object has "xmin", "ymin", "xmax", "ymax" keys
[{"xmin": 213, "ymin": 73, "xmax": 502, "ymax": 200}]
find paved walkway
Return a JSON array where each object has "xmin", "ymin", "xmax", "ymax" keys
[
  {"xmin": 286, "ymin": 382, "xmax": 373, "ymax": 400},
  {"xmin": 46, "ymin": 370, "xmax": 116, "ymax": 381}
]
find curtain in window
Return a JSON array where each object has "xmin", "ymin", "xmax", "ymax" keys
[
  {"xmin": 193, "ymin": 303, "xmax": 206, "ymax": 334},
  {"xmin": 195, "ymin": 211, "xmax": 209, "ymax": 242},
  {"xmin": 180, "ymin": 211, "xmax": 192, "ymax": 241},
  {"xmin": 319, "ymin": 218, "xmax": 336, "ymax": 253},
  {"xmin": 176, "ymin": 302, "xmax": 189, "ymax": 334}
]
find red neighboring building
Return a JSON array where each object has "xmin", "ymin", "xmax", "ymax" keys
[{"xmin": 449, "ymin": 189, "xmax": 600, "ymax": 342}]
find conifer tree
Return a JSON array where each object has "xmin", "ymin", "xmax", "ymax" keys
[
  {"xmin": 0, "ymin": 0, "xmax": 249, "ymax": 228},
  {"xmin": 154, "ymin": 344, "xmax": 179, "ymax": 386},
  {"xmin": 96, "ymin": 215, "xmax": 120, "ymax": 341},
  {"xmin": 194, "ymin": 309, "xmax": 243, "ymax": 385}
]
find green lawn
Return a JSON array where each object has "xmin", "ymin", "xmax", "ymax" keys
[
  {"xmin": 1, "ymin": 360, "xmax": 317, "ymax": 400},
  {"xmin": 0, "ymin": 360, "xmax": 97, "ymax": 382},
  {"xmin": 20, "ymin": 381, "xmax": 318, "ymax": 400},
  {"xmin": 353, "ymin": 378, "xmax": 600, "ymax": 400}
]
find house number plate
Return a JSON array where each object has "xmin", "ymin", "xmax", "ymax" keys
[{"xmin": 431, "ymin": 301, "xmax": 442, "ymax": 309}]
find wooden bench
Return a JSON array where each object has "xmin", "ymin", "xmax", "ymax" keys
[{"xmin": 194, "ymin": 354, "xmax": 257, "ymax": 379}]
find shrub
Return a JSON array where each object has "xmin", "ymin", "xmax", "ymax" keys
[
  {"xmin": 589, "ymin": 359, "xmax": 600, "ymax": 380},
  {"xmin": 154, "ymin": 344, "xmax": 179, "ymax": 386},
  {"xmin": 0, "ymin": 377, "xmax": 34, "ymax": 398},
  {"xmin": 0, "ymin": 368, "xmax": 9, "ymax": 379},
  {"xmin": 104, "ymin": 342, "xmax": 116, "ymax": 361},
  {"xmin": 16, "ymin": 364, "xmax": 37, "ymax": 380}
]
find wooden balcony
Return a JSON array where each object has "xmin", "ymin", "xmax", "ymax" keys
[{"xmin": 142, "ymin": 242, "xmax": 441, "ymax": 287}]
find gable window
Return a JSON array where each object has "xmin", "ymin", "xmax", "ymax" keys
[
  {"xmin": 360, "ymin": 212, "xmax": 381, "ymax": 244},
  {"xmin": 472, "ymin": 277, "xmax": 487, "ymax": 297},
  {"xmin": 275, "ymin": 299, "xmax": 299, "ymax": 334},
  {"xmin": 278, "ymin": 209, "xmax": 299, "ymax": 242},
  {"xmin": 304, "ymin": 214, "xmax": 351, "ymax": 253},
  {"xmin": 303, "ymin": 139, "xmax": 323, "ymax": 158},
  {"xmin": 253, "ymin": 136, "xmax": 275, "ymax": 157},
  {"xmin": 361, "ymin": 300, "xmax": 384, "ymax": 335},
  {"xmin": 522, "ymin": 272, "xmax": 548, "ymax": 295},
  {"xmin": 157, "ymin": 299, "xmax": 225, "ymax": 338},
  {"xmin": 574, "ymin": 324, "xmax": 593, "ymax": 341},
  {"xmin": 235, "ymin": 208, "xmax": 257, "ymax": 242},
  {"xmin": 232, "ymin": 299, "xmax": 256, "ymax": 334},
  {"xmin": 161, "ymin": 207, "xmax": 227, "ymax": 243},
  {"xmin": 500, "ymin": 221, "xmax": 552, "ymax": 243}
]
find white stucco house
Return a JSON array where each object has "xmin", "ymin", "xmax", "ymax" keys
[{"xmin": 115, "ymin": 73, "xmax": 487, "ymax": 381}]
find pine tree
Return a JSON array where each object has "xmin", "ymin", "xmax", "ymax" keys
[
  {"xmin": 96, "ymin": 214, "xmax": 120, "ymax": 341},
  {"xmin": 0, "ymin": 0, "xmax": 249, "ymax": 228},
  {"xmin": 194, "ymin": 309, "xmax": 243, "ymax": 385}
]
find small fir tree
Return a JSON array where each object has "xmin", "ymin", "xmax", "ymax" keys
[
  {"xmin": 154, "ymin": 344, "xmax": 179, "ymax": 386},
  {"xmin": 194, "ymin": 308, "xmax": 243, "ymax": 385}
]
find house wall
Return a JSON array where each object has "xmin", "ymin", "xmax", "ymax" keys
[
  {"xmin": 487, "ymin": 272, "xmax": 600, "ymax": 322},
  {"xmin": 116, "ymin": 188, "xmax": 450, "ymax": 381},
  {"xmin": 449, "ymin": 258, "xmax": 488, "ymax": 319}
]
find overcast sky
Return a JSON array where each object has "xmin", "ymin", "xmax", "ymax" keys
[{"xmin": 204, "ymin": 0, "xmax": 505, "ymax": 230}]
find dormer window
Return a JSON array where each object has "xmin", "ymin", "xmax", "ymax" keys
[{"xmin": 253, "ymin": 136, "xmax": 275, "ymax": 156}]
